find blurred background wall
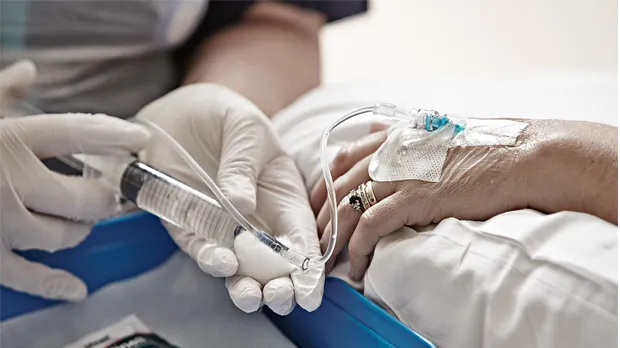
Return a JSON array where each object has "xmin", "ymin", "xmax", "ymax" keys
[{"xmin": 319, "ymin": 0, "xmax": 618, "ymax": 84}]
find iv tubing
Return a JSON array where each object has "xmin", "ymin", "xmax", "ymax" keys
[{"xmin": 311, "ymin": 106, "xmax": 375, "ymax": 267}]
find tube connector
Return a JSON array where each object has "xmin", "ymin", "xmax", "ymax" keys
[
  {"xmin": 372, "ymin": 102, "xmax": 448, "ymax": 131},
  {"xmin": 247, "ymin": 229, "xmax": 309, "ymax": 271}
]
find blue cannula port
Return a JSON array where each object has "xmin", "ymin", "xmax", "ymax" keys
[
  {"xmin": 425, "ymin": 114, "xmax": 450, "ymax": 131},
  {"xmin": 424, "ymin": 114, "xmax": 465, "ymax": 135}
]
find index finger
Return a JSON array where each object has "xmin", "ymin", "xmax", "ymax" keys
[
  {"xmin": 310, "ymin": 129, "xmax": 388, "ymax": 215},
  {"xmin": 8, "ymin": 114, "xmax": 150, "ymax": 158}
]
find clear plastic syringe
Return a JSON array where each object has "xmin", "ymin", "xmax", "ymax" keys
[{"xmin": 84, "ymin": 154, "xmax": 310, "ymax": 272}]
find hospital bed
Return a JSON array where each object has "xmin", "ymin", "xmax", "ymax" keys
[{"xmin": 2, "ymin": 73, "xmax": 616, "ymax": 347}]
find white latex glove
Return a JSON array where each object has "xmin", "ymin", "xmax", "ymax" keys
[
  {"xmin": 0, "ymin": 60, "xmax": 151, "ymax": 301},
  {"xmin": 136, "ymin": 84, "xmax": 324, "ymax": 315}
]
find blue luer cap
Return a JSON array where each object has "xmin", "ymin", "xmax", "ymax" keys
[{"xmin": 425, "ymin": 114, "xmax": 451, "ymax": 131}]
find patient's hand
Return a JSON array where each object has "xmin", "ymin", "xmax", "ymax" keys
[{"xmin": 311, "ymin": 119, "xmax": 618, "ymax": 280}]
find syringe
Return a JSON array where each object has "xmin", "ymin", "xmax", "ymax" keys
[{"xmin": 83, "ymin": 154, "xmax": 310, "ymax": 271}]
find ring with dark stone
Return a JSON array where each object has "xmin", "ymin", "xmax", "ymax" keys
[{"xmin": 347, "ymin": 189, "xmax": 365, "ymax": 212}]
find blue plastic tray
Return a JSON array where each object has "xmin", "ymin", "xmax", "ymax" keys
[{"xmin": 0, "ymin": 212, "xmax": 434, "ymax": 348}]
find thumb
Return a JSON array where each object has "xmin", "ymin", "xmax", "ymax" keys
[
  {"xmin": 217, "ymin": 105, "xmax": 279, "ymax": 215},
  {"xmin": 1, "ymin": 248, "xmax": 87, "ymax": 302}
]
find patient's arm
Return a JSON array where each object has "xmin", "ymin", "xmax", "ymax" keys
[
  {"xmin": 182, "ymin": 2, "xmax": 324, "ymax": 117},
  {"xmin": 310, "ymin": 119, "xmax": 618, "ymax": 276},
  {"xmin": 525, "ymin": 120, "xmax": 618, "ymax": 224}
]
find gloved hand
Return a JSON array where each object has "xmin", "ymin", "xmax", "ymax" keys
[
  {"xmin": 0, "ymin": 60, "xmax": 151, "ymax": 301},
  {"xmin": 136, "ymin": 84, "xmax": 324, "ymax": 315}
]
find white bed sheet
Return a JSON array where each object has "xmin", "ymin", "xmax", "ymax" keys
[{"xmin": 271, "ymin": 74, "xmax": 618, "ymax": 347}]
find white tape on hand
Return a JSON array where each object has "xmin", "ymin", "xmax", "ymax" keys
[
  {"xmin": 452, "ymin": 119, "xmax": 528, "ymax": 147},
  {"xmin": 369, "ymin": 118, "xmax": 528, "ymax": 183},
  {"xmin": 369, "ymin": 122, "xmax": 456, "ymax": 183}
]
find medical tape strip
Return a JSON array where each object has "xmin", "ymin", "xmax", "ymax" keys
[{"xmin": 369, "ymin": 119, "xmax": 528, "ymax": 183}]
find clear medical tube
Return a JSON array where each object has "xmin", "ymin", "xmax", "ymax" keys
[
  {"xmin": 312, "ymin": 106, "xmax": 375, "ymax": 267},
  {"xmin": 315, "ymin": 102, "xmax": 451, "ymax": 268}
]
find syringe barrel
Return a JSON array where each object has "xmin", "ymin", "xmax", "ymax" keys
[
  {"xmin": 84, "ymin": 157, "xmax": 310, "ymax": 271},
  {"xmin": 120, "ymin": 160, "xmax": 238, "ymax": 247}
]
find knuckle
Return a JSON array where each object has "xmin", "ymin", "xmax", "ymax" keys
[
  {"xmin": 333, "ymin": 144, "xmax": 353, "ymax": 168},
  {"xmin": 401, "ymin": 184, "xmax": 437, "ymax": 226}
]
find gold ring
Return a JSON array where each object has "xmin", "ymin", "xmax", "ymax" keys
[
  {"xmin": 359, "ymin": 186, "xmax": 371, "ymax": 211},
  {"xmin": 363, "ymin": 181, "xmax": 378, "ymax": 207}
]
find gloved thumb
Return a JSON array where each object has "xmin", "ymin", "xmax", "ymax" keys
[
  {"xmin": 1, "ymin": 249, "xmax": 87, "ymax": 302},
  {"xmin": 0, "ymin": 60, "xmax": 37, "ymax": 115}
]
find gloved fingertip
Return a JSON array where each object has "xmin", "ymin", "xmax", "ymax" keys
[
  {"xmin": 264, "ymin": 281, "xmax": 295, "ymax": 316},
  {"xmin": 297, "ymin": 294, "xmax": 322, "ymax": 313},
  {"xmin": 198, "ymin": 247, "xmax": 238, "ymax": 277},
  {"xmin": 231, "ymin": 287, "xmax": 263, "ymax": 313},
  {"xmin": 268, "ymin": 302, "xmax": 295, "ymax": 316},
  {"xmin": 293, "ymin": 277, "xmax": 324, "ymax": 312},
  {"xmin": 43, "ymin": 272, "xmax": 88, "ymax": 302},
  {"xmin": 65, "ymin": 284, "xmax": 88, "ymax": 302}
]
